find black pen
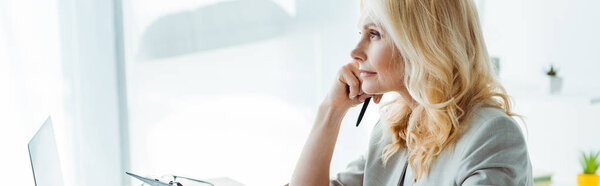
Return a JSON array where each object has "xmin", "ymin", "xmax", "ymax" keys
[{"xmin": 356, "ymin": 97, "xmax": 371, "ymax": 127}]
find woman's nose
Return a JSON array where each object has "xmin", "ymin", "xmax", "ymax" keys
[{"xmin": 351, "ymin": 46, "xmax": 366, "ymax": 63}]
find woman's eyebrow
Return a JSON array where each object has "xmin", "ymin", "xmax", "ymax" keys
[
  {"xmin": 364, "ymin": 23, "xmax": 378, "ymax": 30},
  {"xmin": 357, "ymin": 22, "xmax": 377, "ymax": 30}
]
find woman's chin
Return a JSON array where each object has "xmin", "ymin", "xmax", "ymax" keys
[{"xmin": 361, "ymin": 84, "xmax": 382, "ymax": 95}]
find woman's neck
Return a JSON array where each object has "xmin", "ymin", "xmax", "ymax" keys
[{"xmin": 397, "ymin": 87, "xmax": 418, "ymax": 110}]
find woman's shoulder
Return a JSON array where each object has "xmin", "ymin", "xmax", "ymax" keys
[
  {"xmin": 461, "ymin": 104, "xmax": 523, "ymax": 137},
  {"xmin": 454, "ymin": 103, "xmax": 528, "ymax": 158},
  {"xmin": 450, "ymin": 104, "xmax": 533, "ymax": 185}
]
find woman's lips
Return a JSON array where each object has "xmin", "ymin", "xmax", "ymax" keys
[{"xmin": 360, "ymin": 70, "xmax": 377, "ymax": 77}]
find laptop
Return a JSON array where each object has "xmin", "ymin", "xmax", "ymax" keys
[{"xmin": 28, "ymin": 117, "xmax": 65, "ymax": 186}]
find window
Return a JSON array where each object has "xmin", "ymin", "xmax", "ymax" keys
[{"xmin": 122, "ymin": 0, "xmax": 377, "ymax": 185}]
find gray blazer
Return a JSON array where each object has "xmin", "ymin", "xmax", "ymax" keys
[{"xmin": 330, "ymin": 104, "xmax": 533, "ymax": 186}]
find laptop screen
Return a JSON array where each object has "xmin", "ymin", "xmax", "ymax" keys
[{"xmin": 28, "ymin": 117, "xmax": 65, "ymax": 186}]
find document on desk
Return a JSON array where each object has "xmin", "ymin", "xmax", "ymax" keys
[
  {"xmin": 126, "ymin": 172, "xmax": 172, "ymax": 186},
  {"xmin": 126, "ymin": 172, "xmax": 246, "ymax": 186}
]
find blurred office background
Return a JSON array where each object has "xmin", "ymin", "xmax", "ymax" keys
[{"xmin": 1, "ymin": 0, "xmax": 599, "ymax": 185}]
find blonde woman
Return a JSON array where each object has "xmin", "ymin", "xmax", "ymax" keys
[{"xmin": 290, "ymin": 0, "xmax": 532, "ymax": 185}]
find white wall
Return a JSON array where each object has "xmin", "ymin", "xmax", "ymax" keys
[
  {"xmin": 481, "ymin": 0, "xmax": 600, "ymax": 92},
  {"xmin": 480, "ymin": 0, "xmax": 600, "ymax": 184}
]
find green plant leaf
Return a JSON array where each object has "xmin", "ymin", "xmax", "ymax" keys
[{"xmin": 581, "ymin": 151, "xmax": 600, "ymax": 174}]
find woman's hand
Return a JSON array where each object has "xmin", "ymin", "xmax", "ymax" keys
[
  {"xmin": 290, "ymin": 61, "xmax": 383, "ymax": 186},
  {"xmin": 324, "ymin": 61, "xmax": 382, "ymax": 111}
]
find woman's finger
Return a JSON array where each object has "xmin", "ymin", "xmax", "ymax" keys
[
  {"xmin": 373, "ymin": 94, "xmax": 383, "ymax": 104},
  {"xmin": 341, "ymin": 66, "xmax": 361, "ymax": 99},
  {"xmin": 357, "ymin": 94, "xmax": 371, "ymax": 102}
]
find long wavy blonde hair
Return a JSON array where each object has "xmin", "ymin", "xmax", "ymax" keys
[{"xmin": 360, "ymin": 0, "xmax": 520, "ymax": 181}]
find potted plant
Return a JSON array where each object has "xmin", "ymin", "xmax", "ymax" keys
[
  {"xmin": 578, "ymin": 151, "xmax": 600, "ymax": 186},
  {"xmin": 546, "ymin": 64, "xmax": 562, "ymax": 94}
]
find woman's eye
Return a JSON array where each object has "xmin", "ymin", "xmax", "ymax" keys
[{"xmin": 369, "ymin": 31, "xmax": 380, "ymax": 39}]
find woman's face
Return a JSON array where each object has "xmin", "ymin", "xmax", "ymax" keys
[{"xmin": 351, "ymin": 13, "xmax": 406, "ymax": 95}]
